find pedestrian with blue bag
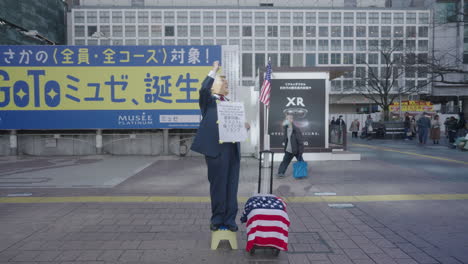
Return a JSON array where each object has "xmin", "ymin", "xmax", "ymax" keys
[{"xmin": 277, "ymin": 114, "xmax": 307, "ymax": 178}]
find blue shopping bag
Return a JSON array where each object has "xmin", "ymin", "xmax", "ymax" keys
[{"xmin": 293, "ymin": 161, "xmax": 308, "ymax": 179}]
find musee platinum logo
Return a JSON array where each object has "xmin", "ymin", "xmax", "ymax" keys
[{"xmin": 118, "ymin": 112, "xmax": 153, "ymax": 126}]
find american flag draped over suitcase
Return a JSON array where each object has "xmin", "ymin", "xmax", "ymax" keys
[{"xmin": 240, "ymin": 194, "xmax": 290, "ymax": 252}]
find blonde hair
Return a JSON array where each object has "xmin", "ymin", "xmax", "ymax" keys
[{"xmin": 211, "ymin": 75, "xmax": 226, "ymax": 94}]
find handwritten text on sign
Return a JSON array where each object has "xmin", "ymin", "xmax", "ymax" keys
[{"xmin": 217, "ymin": 101, "xmax": 247, "ymax": 142}]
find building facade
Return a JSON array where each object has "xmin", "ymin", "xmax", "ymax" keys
[
  {"xmin": 68, "ymin": 0, "xmax": 432, "ymax": 114},
  {"xmin": 0, "ymin": 0, "xmax": 67, "ymax": 45}
]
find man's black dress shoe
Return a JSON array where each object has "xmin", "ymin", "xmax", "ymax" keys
[{"xmin": 210, "ymin": 224, "xmax": 220, "ymax": 231}]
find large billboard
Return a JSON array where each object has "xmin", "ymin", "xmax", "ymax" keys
[
  {"xmin": 0, "ymin": 45, "xmax": 221, "ymax": 129},
  {"xmin": 268, "ymin": 79, "xmax": 326, "ymax": 151}
]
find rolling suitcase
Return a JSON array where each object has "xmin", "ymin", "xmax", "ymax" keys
[{"xmin": 240, "ymin": 151, "xmax": 290, "ymax": 256}]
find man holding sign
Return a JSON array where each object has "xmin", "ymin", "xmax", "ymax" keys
[{"xmin": 191, "ymin": 61, "xmax": 249, "ymax": 232}]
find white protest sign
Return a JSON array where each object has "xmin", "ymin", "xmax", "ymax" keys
[{"xmin": 217, "ymin": 101, "xmax": 248, "ymax": 142}]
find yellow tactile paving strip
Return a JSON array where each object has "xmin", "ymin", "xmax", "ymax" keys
[
  {"xmin": 351, "ymin": 143, "xmax": 468, "ymax": 166},
  {"xmin": 1, "ymin": 194, "xmax": 468, "ymax": 204}
]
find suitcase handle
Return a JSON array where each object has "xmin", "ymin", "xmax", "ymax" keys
[{"xmin": 258, "ymin": 150, "xmax": 274, "ymax": 194}]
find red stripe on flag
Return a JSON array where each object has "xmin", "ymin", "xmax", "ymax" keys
[
  {"xmin": 246, "ymin": 214, "xmax": 290, "ymax": 227},
  {"xmin": 247, "ymin": 225, "xmax": 289, "ymax": 237}
]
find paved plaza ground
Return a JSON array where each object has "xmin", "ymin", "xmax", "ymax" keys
[{"xmin": 0, "ymin": 137, "xmax": 467, "ymax": 264}]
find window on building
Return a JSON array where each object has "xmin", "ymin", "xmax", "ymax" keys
[
  {"xmin": 356, "ymin": 12, "xmax": 366, "ymax": 24},
  {"xmin": 267, "ymin": 26, "xmax": 278, "ymax": 37},
  {"xmin": 151, "ymin": 11, "xmax": 162, "ymax": 23},
  {"xmin": 381, "ymin": 40, "xmax": 391, "ymax": 49},
  {"xmin": 75, "ymin": 26, "xmax": 85, "ymax": 37},
  {"xmin": 393, "ymin": 53, "xmax": 403, "ymax": 64},
  {"xmin": 293, "ymin": 40, "xmax": 304, "ymax": 51},
  {"xmin": 229, "ymin": 26, "xmax": 239, "ymax": 37},
  {"xmin": 331, "ymin": 12, "xmax": 341, "ymax": 23},
  {"xmin": 178, "ymin": 39, "xmax": 188, "ymax": 45},
  {"xmin": 268, "ymin": 53, "xmax": 278, "ymax": 67},
  {"xmin": 293, "ymin": 54, "xmax": 304, "ymax": 66},
  {"xmin": 406, "ymin": 66, "xmax": 416, "ymax": 78},
  {"xmin": 344, "ymin": 12, "xmax": 354, "ymax": 24},
  {"xmin": 318, "ymin": 53, "xmax": 329, "ymax": 64},
  {"xmin": 255, "ymin": 26, "xmax": 266, "ymax": 37},
  {"xmin": 217, "ymin": 11, "xmax": 227, "ymax": 23},
  {"xmin": 306, "ymin": 26, "xmax": 316, "ymax": 37},
  {"xmin": 253, "ymin": 12, "xmax": 265, "ymax": 23},
  {"xmin": 319, "ymin": 12, "xmax": 329, "ymax": 24},
  {"xmin": 164, "ymin": 11, "xmax": 175, "ymax": 23},
  {"xmin": 406, "ymin": 26, "xmax": 416, "ymax": 38},
  {"xmin": 394, "ymin": 13, "xmax": 404, "ymax": 24},
  {"xmin": 100, "ymin": 11, "xmax": 110, "ymax": 23},
  {"xmin": 280, "ymin": 53, "xmax": 291, "ymax": 67},
  {"xmin": 382, "ymin": 13, "xmax": 391, "ymax": 24},
  {"xmin": 306, "ymin": 54, "xmax": 316, "ymax": 66},
  {"xmin": 344, "ymin": 26, "xmax": 353, "ymax": 37},
  {"xmin": 243, "ymin": 39, "xmax": 253, "ymax": 51},
  {"xmin": 394, "ymin": 40, "xmax": 403, "ymax": 51},
  {"xmin": 418, "ymin": 40, "xmax": 428, "ymax": 51},
  {"xmin": 87, "ymin": 25, "xmax": 97, "ymax": 37},
  {"xmin": 216, "ymin": 26, "xmax": 226, "ymax": 37},
  {"xmin": 191, "ymin": 26, "xmax": 201, "ymax": 37},
  {"xmin": 318, "ymin": 40, "xmax": 329, "ymax": 51},
  {"xmin": 306, "ymin": 12, "xmax": 316, "ymax": 23},
  {"xmin": 242, "ymin": 26, "xmax": 252, "ymax": 37},
  {"xmin": 190, "ymin": 39, "xmax": 201, "ymax": 45},
  {"xmin": 113, "ymin": 25, "xmax": 123, "ymax": 37},
  {"xmin": 204, "ymin": 26, "xmax": 214, "ymax": 37},
  {"xmin": 369, "ymin": 53, "xmax": 379, "ymax": 64},
  {"xmin": 381, "ymin": 26, "xmax": 391, "ymax": 38},
  {"xmin": 177, "ymin": 11, "xmax": 188, "ymax": 23},
  {"xmin": 406, "ymin": 12, "xmax": 417, "ymax": 24},
  {"xmin": 331, "ymin": 80, "xmax": 342, "ymax": 91},
  {"xmin": 331, "ymin": 26, "xmax": 341, "ymax": 37},
  {"xmin": 75, "ymin": 11, "xmax": 85, "ymax": 23},
  {"xmin": 418, "ymin": 53, "xmax": 428, "ymax": 64},
  {"xmin": 229, "ymin": 39, "xmax": 239, "ymax": 46},
  {"xmin": 125, "ymin": 25, "xmax": 136, "ymax": 37},
  {"xmin": 343, "ymin": 53, "xmax": 353, "ymax": 64},
  {"xmin": 293, "ymin": 26, "xmax": 303, "ymax": 37},
  {"xmin": 331, "ymin": 40, "xmax": 341, "ymax": 51},
  {"xmin": 255, "ymin": 39, "xmax": 266, "ymax": 50},
  {"xmin": 293, "ymin": 12, "xmax": 303, "ymax": 23},
  {"xmin": 255, "ymin": 53, "xmax": 266, "ymax": 72},
  {"xmin": 267, "ymin": 12, "xmax": 278, "ymax": 23},
  {"xmin": 344, "ymin": 40, "xmax": 354, "ymax": 51},
  {"xmin": 280, "ymin": 26, "xmax": 291, "ymax": 37},
  {"xmin": 139, "ymin": 25, "xmax": 149, "ymax": 37},
  {"xmin": 268, "ymin": 39, "xmax": 278, "ymax": 51},
  {"xmin": 356, "ymin": 53, "xmax": 366, "ymax": 64},
  {"xmin": 319, "ymin": 26, "xmax": 329, "ymax": 37},
  {"xmin": 280, "ymin": 12, "xmax": 291, "ymax": 23},
  {"xmin": 203, "ymin": 11, "xmax": 214, "ymax": 23},
  {"xmin": 343, "ymin": 80, "xmax": 354, "ymax": 91},
  {"xmin": 229, "ymin": 11, "xmax": 240, "ymax": 23},
  {"xmin": 369, "ymin": 13, "xmax": 379, "ymax": 24},
  {"xmin": 242, "ymin": 53, "xmax": 253, "ymax": 77},
  {"xmin": 394, "ymin": 26, "xmax": 404, "ymax": 37},
  {"xmin": 190, "ymin": 11, "xmax": 201, "ymax": 23},
  {"xmin": 280, "ymin": 39, "xmax": 290, "ymax": 51},
  {"xmin": 356, "ymin": 67, "xmax": 366, "ymax": 78},
  {"xmin": 369, "ymin": 26, "xmax": 379, "ymax": 37},
  {"xmin": 164, "ymin": 26, "xmax": 175, "ymax": 37},
  {"xmin": 87, "ymin": 11, "xmax": 97, "ymax": 23},
  {"xmin": 419, "ymin": 26, "xmax": 429, "ymax": 38},
  {"xmin": 356, "ymin": 26, "xmax": 366, "ymax": 37},
  {"xmin": 306, "ymin": 40, "xmax": 316, "ymax": 51},
  {"xmin": 419, "ymin": 13, "xmax": 429, "ymax": 24},
  {"xmin": 369, "ymin": 40, "xmax": 379, "ymax": 51},
  {"xmin": 407, "ymin": 53, "xmax": 416, "ymax": 64},
  {"xmin": 138, "ymin": 11, "xmax": 148, "ymax": 23},
  {"xmin": 356, "ymin": 40, "xmax": 366, "ymax": 51}
]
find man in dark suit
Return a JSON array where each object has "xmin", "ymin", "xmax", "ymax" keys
[
  {"xmin": 191, "ymin": 61, "xmax": 243, "ymax": 232},
  {"xmin": 277, "ymin": 114, "xmax": 304, "ymax": 178}
]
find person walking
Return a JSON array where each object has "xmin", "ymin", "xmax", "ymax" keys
[
  {"xmin": 277, "ymin": 114, "xmax": 304, "ymax": 178},
  {"xmin": 404, "ymin": 112, "xmax": 411, "ymax": 140},
  {"xmin": 417, "ymin": 112, "xmax": 431, "ymax": 144},
  {"xmin": 410, "ymin": 117, "xmax": 417, "ymax": 139},
  {"xmin": 336, "ymin": 115, "xmax": 346, "ymax": 144},
  {"xmin": 190, "ymin": 61, "xmax": 247, "ymax": 232},
  {"xmin": 445, "ymin": 116, "xmax": 458, "ymax": 145},
  {"xmin": 364, "ymin": 115, "xmax": 373, "ymax": 140},
  {"xmin": 430, "ymin": 114, "xmax": 441, "ymax": 144},
  {"xmin": 350, "ymin": 119, "xmax": 360, "ymax": 138},
  {"xmin": 457, "ymin": 112, "xmax": 466, "ymax": 137}
]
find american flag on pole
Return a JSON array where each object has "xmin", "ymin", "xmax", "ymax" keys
[
  {"xmin": 259, "ymin": 61, "xmax": 272, "ymax": 106},
  {"xmin": 240, "ymin": 195, "xmax": 290, "ymax": 252}
]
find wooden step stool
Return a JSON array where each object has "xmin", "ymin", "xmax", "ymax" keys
[{"xmin": 211, "ymin": 228, "xmax": 238, "ymax": 250}]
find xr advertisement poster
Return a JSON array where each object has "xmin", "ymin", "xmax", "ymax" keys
[{"xmin": 268, "ymin": 79, "xmax": 326, "ymax": 151}]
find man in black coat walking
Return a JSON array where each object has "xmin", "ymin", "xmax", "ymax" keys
[{"xmin": 277, "ymin": 114, "xmax": 305, "ymax": 178}]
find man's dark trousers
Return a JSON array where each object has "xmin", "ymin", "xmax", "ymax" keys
[
  {"xmin": 205, "ymin": 142, "xmax": 240, "ymax": 227},
  {"xmin": 278, "ymin": 152, "xmax": 303, "ymax": 175}
]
